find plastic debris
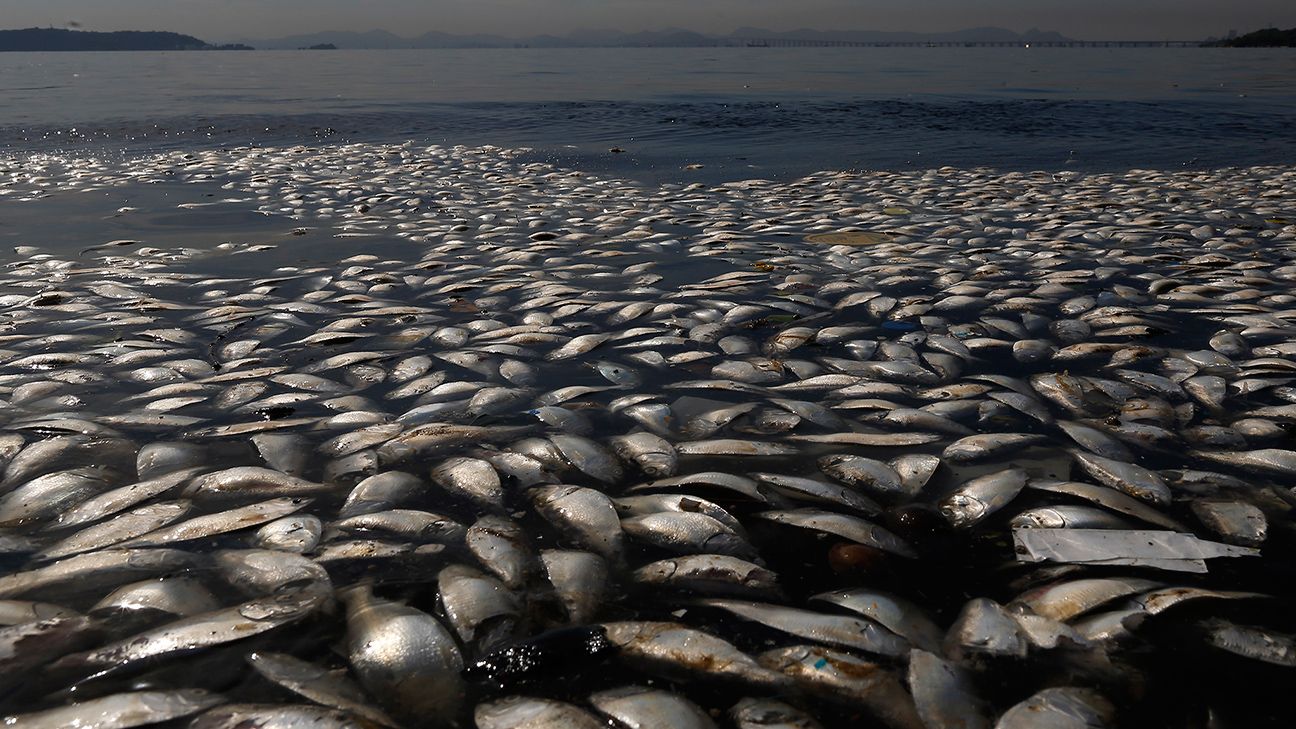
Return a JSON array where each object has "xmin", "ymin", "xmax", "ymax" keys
[{"xmin": 1012, "ymin": 529, "xmax": 1260, "ymax": 573}]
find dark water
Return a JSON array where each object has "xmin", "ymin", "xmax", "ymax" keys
[{"xmin": 2, "ymin": 47, "xmax": 1295, "ymax": 181}]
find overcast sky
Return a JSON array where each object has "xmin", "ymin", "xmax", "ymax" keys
[{"xmin": 4, "ymin": 0, "xmax": 1293, "ymax": 41}]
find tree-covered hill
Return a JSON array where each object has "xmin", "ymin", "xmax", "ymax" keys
[
  {"xmin": 1208, "ymin": 27, "xmax": 1296, "ymax": 47},
  {"xmin": 0, "ymin": 27, "xmax": 248, "ymax": 51}
]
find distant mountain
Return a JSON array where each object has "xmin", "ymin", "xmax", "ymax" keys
[
  {"xmin": 234, "ymin": 25, "xmax": 1073, "ymax": 50},
  {"xmin": 0, "ymin": 27, "xmax": 245, "ymax": 51},
  {"xmin": 238, "ymin": 30, "xmax": 412, "ymax": 50},
  {"xmin": 728, "ymin": 26, "xmax": 1071, "ymax": 43}
]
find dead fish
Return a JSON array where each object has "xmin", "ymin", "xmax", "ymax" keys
[
  {"xmin": 676, "ymin": 439, "xmax": 801, "ymax": 457},
  {"xmin": 601, "ymin": 621, "xmax": 790, "ymax": 690},
  {"xmin": 615, "ymin": 493, "xmax": 747, "ymax": 536},
  {"xmin": 182, "ymin": 466, "xmax": 330, "ymax": 500},
  {"xmin": 121, "ymin": 497, "xmax": 311, "ymax": 547},
  {"xmin": 945, "ymin": 598, "xmax": 1027, "ymax": 661},
  {"xmin": 1189, "ymin": 448, "xmax": 1296, "ymax": 479},
  {"xmin": 634, "ymin": 554, "xmax": 781, "ymax": 599},
  {"xmin": 190, "ymin": 704, "xmax": 364, "ymax": 729},
  {"xmin": 1069, "ymin": 451, "xmax": 1171, "ymax": 506},
  {"xmin": 0, "ymin": 599, "xmax": 79, "ymax": 626},
  {"xmin": 730, "ymin": 698, "xmax": 825, "ymax": 729},
  {"xmin": 0, "ymin": 616, "xmax": 102, "ymax": 690},
  {"xmin": 636, "ymin": 471, "xmax": 767, "ymax": 502},
  {"xmin": 214, "ymin": 549, "xmax": 331, "ymax": 598},
  {"xmin": 438, "ymin": 563, "xmax": 520, "ymax": 649},
  {"xmin": 476, "ymin": 696, "xmax": 606, "ymax": 729},
  {"xmin": 1011, "ymin": 577, "xmax": 1163, "ymax": 622},
  {"xmin": 37, "ymin": 501, "xmax": 192, "ymax": 560},
  {"xmin": 90, "ymin": 576, "xmax": 220, "ymax": 620},
  {"xmin": 589, "ymin": 685, "xmax": 718, "ymax": 729},
  {"xmin": 334, "ymin": 509, "xmax": 467, "ymax": 544},
  {"xmin": 530, "ymin": 485, "xmax": 624, "ymax": 561},
  {"xmin": 430, "ymin": 456, "xmax": 504, "ymax": 509},
  {"xmin": 255, "ymin": 514, "xmax": 323, "ymax": 552},
  {"xmin": 466, "ymin": 515, "xmax": 536, "ymax": 590},
  {"xmin": 251, "ymin": 433, "xmax": 313, "ymax": 476},
  {"xmin": 907, "ymin": 649, "xmax": 989, "ymax": 729},
  {"xmin": 818, "ymin": 454, "xmax": 906, "ymax": 500},
  {"xmin": 0, "ymin": 436, "xmax": 134, "ymax": 489},
  {"xmin": 811, "ymin": 589, "xmax": 943, "ymax": 652},
  {"xmin": 0, "ymin": 548, "xmax": 196, "ymax": 600},
  {"xmin": 757, "ymin": 644, "xmax": 923, "ymax": 729},
  {"xmin": 541, "ymin": 550, "xmax": 609, "ymax": 625},
  {"xmin": 1009, "ymin": 505, "xmax": 1136, "ymax": 530},
  {"xmin": 52, "ymin": 584, "xmax": 326, "ymax": 680},
  {"xmin": 699, "ymin": 598, "xmax": 910, "ymax": 657},
  {"xmin": 789, "ymin": 432, "xmax": 943, "ymax": 447},
  {"xmin": 752, "ymin": 471, "xmax": 881, "ymax": 514},
  {"xmin": 341, "ymin": 583, "xmax": 464, "ymax": 722},
  {"xmin": 0, "ymin": 689, "xmax": 221, "ymax": 729},
  {"xmin": 939, "ymin": 468, "xmax": 1027, "ymax": 528},
  {"xmin": 1191, "ymin": 499, "xmax": 1267, "ymax": 547},
  {"xmin": 942, "ymin": 433, "xmax": 1045, "ymax": 463},
  {"xmin": 995, "ymin": 687, "xmax": 1114, "ymax": 729},
  {"xmin": 1028, "ymin": 479, "xmax": 1185, "ymax": 530},
  {"xmin": 609, "ymin": 432, "xmax": 678, "ymax": 477},
  {"xmin": 622, "ymin": 511, "xmax": 760, "ymax": 561},
  {"xmin": 338, "ymin": 470, "xmax": 425, "ymax": 518},
  {"xmin": 549, "ymin": 434, "xmax": 624, "ymax": 483},
  {"xmin": 1200, "ymin": 618, "xmax": 1296, "ymax": 667},
  {"xmin": 0, "ymin": 466, "xmax": 123, "ymax": 526},
  {"xmin": 247, "ymin": 652, "xmax": 399, "ymax": 728},
  {"xmin": 754, "ymin": 509, "xmax": 917, "ymax": 558}
]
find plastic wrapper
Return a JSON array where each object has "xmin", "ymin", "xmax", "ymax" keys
[{"xmin": 1012, "ymin": 529, "xmax": 1260, "ymax": 573}]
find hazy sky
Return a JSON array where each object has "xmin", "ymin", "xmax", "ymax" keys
[{"xmin": 5, "ymin": 0, "xmax": 1294, "ymax": 41}]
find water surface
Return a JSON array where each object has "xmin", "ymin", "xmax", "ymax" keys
[{"xmin": 2, "ymin": 47, "xmax": 1294, "ymax": 181}]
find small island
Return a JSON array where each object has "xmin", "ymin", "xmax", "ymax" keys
[
  {"xmin": 1207, "ymin": 27, "xmax": 1296, "ymax": 47},
  {"xmin": 0, "ymin": 27, "xmax": 253, "ymax": 51},
  {"xmin": 300, "ymin": 43, "xmax": 338, "ymax": 50}
]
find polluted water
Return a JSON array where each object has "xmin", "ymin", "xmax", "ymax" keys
[{"xmin": 0, "ymin": 143, "xmax": 1294, "ymax": 728}]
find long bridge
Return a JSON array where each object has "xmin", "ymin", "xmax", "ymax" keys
[{"xmin": 734, "ymin": 38, "xmax": 1204, "ymax": 48}]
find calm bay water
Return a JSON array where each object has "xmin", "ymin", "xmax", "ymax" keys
[{"xmin": 2, "ymin": 47, "xmax": 1295, "ymax": 181}]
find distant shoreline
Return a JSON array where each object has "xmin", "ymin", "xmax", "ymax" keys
[
  {"xmin": 5, "ymin": 25, "xmax": 1294, "ymax": 52},
  {"xmin": 0, "ymin": 28, "xmax": 252, "ymax": 52}
]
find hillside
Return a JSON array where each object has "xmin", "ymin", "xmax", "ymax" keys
[
  {"xmin": 0, "ymin": 27, "xmax": 247, "ymax": 51},
  {"xmin": 1210, "ymin": 27, "xmax": 1296, "ymax": 47}
]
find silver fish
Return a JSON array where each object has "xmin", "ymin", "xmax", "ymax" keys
[
  {"xmin": 247, "ymin": 652, "xmax": 399, "ymax": 728},
  {"xmin": 0, "ymin": 689, "xmax": 221, "ymax": 729},
  {"xmin": 476, "ymin": 696, "xmax": 606, "ymax": 729},
  {"xmin": 939, "ymin": 468, "xmax": 1027, "ymax": 528},
  {"xmin": 589, "ymin": 685, "xmax": 717, "ymax": 729},
  {"xmin": 341, "ymin": 583, "xmax": 464, "ymax": 722},
  {"xmin": 53, "ymin": 585, "xmax": 325, "ymax": 679}
]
